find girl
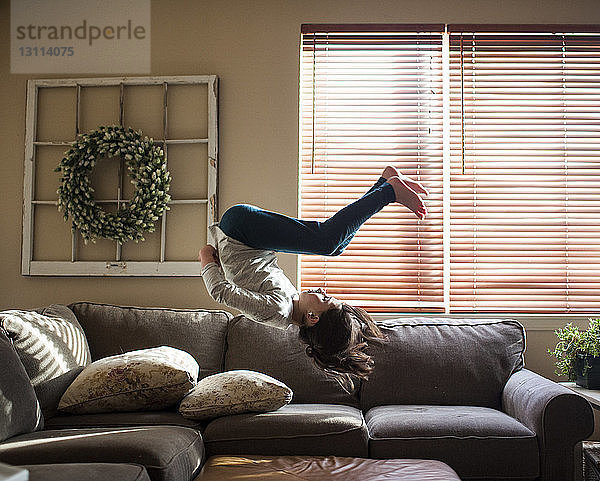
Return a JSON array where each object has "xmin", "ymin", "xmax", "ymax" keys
[{"xmin": 199, "ymin": 166, "xmax": 428, "ymax": 386}]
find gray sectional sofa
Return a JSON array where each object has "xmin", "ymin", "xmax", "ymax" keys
[{"xmin": 0, "ymin": 302, "xmax": 594, "ymax": 481}]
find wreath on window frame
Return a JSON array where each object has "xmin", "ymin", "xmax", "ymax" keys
[{"xmin": 55, "ymin": 125, "xmax": 171, "ymax": 244}]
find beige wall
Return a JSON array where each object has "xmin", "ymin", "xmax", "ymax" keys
[{"xmin": 2, "ymin": 0, "xmax": 599, "ymax": 380}]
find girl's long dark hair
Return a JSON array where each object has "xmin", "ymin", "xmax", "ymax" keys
[{"xmin": 298, "ymin": 303, "xmax": 385, "ymax": 391}]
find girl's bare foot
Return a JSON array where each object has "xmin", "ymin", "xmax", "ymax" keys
[
  {"xmin": 382, "ymin": 166, "xmax": 400, "ymax": 179},
  {"xmin": 382, "ymin": 166, "xmax": 429, "ymax": 197},
  {"xmin": 387, "ymin": 176, "xmax": 428, "ymax": 219}
]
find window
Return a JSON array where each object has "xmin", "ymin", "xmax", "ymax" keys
[
  {"xmin": 300, "ymin": 26, "xmax": 445, "ymax": 312},
  {"xmin": 300, "ymin": 24, "xmax": 600, "ymax": 313}
]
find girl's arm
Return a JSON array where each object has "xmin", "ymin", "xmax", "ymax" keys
[{"xmin": 199, "ymin": 246, "xmax": 287, "ymax": 325}]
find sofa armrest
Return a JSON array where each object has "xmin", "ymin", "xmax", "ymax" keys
[{"xmin": 502, "ymin": 368, "xmax": 594, "ymax": 481}]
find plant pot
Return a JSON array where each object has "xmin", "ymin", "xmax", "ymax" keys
[{"xmin": 576, "ymin": 353, "xmax": 600, "ymax": 389}]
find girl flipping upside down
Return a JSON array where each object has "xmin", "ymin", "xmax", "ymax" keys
[{"xmin": 199, "ymin": 166, "xmax": 428, "ymax": 386}]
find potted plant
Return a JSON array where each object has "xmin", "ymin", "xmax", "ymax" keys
[{"xmin": 549, "ymin": 318, "xmax": 600, "ymax": 389}]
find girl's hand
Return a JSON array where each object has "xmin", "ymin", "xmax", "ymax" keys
[{"xmin": 199, "ymin": 245, "xmax": 220, "ymax": 268}]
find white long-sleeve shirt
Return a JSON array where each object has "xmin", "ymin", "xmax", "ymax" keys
[{"xmin": 201, "ymin": 225, "xmax": 299, "ymax": 329}]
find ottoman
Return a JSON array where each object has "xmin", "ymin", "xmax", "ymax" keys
[
  {"xmin": 194, "ymin": 455, "xmax": 461, "ymax": 480},
  {"xmin": 20, "ymin": 463, "xmax": 151, "ymax": 481}
]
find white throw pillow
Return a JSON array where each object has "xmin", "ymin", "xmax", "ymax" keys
[
  {"xmin": 178, "ymin": 370, "xmax": 293, "ymax": 420},
  {"xmin": 58, "ymin": 346, "xmax": 198, "ymax": 414},
  {"xmin": 0, "ymin": 306, "xmax": 91, "ymax": 385}
]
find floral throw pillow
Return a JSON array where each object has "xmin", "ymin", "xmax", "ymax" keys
[
  {"xmin": 59, "ymin": 346, "xmax": 198, "ymax": 414},
  {"xmin": 178, "ymin": 370, "xmax": 293, "ymax": 420}
]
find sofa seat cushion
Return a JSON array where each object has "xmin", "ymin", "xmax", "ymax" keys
[
  {"xmin": 20, "ymin": 463, "xmax": 150, "ymax": 481},
  {"xmin": 0, "ymin": 426, "xmax": 204, "ymax": 481},
  {"xmin": 196, "ymin": 455, "xmax": 462, "ymax": 480},
  {"xmin": 366, "ymin": 405, "xmax": 538, "ymax": 479},
  {"xmin": 44, "ymin": 410, "xmax": 205, "ymax": 431},
  {"xmin": 203, "ymin": 404, "xmax": 368, "ymax": 457},
  {"xmin": 68, "ymin": 302, "xmax": 231, "ymax": 381}
]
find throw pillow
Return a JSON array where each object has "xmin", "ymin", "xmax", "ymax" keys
[
  {"xmin": 178, "ymin": 370, "xmax": 293, "ymax": 420},
  {"xmin": 58, "ymin": 346, "xmax": 199, "ymax": 414},
  {"xmin": 0, "ymin": 327, "xmax": 43, "ymax": 441},
  {"xmin": 1, "ymin": 305, "xmax": 91, "ymax": 385},
  {"xmin": 0, "ymin": 305, "xmax": 91, "ymax": 417}
]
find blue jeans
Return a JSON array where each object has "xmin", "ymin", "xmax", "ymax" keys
[{"xmin": 218, "ymin": 177, "xmax": 395, "ymax": 256}]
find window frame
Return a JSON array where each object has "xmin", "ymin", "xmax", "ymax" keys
[{"xmin": 22, "ymin": 75, "xmax": 218, "ymax": 276}]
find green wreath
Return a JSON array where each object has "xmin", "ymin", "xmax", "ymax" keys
[{"xmin": 55, "ymin": 125, "xmax": 171, "ymax": 244}]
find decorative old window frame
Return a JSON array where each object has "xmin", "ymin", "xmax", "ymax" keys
[{"xmin": 22, "ymin": 75, "xmax": 218, "ymax": 276}]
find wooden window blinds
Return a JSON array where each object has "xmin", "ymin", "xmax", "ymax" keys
[
  {"xmin": 300, "ymin": 24, "xmax": 600, "ymax": 313},
  {"xmin": 300, "ymin": 26, "xmax": 445, "ymax": 312}
]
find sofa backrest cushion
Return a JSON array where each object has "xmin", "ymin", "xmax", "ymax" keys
[
  {"xmin": 69, "ymin": 302, "xmax": 232, "ymax": 380},
  {"xmin": 360, "ymin": 318, "xmax": 526, "ymax": 411},
  {"xmin": 224, "ymin": 316, "xmax": 360, "ymax": 407},
  {"xmin": 0, "ymin": 326, "xmax": 43, "ymax": 441},
  {"xmin": 0, "ymin": 305, "xmax": 91, "ymax": 419}
]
